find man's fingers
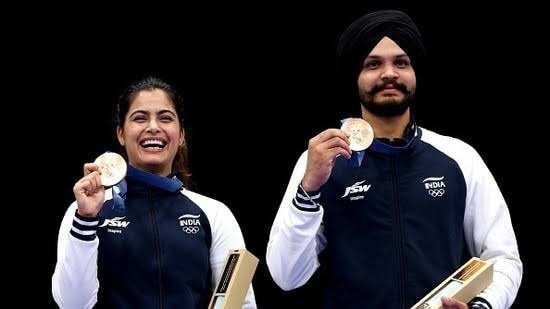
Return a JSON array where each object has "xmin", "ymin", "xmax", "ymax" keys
[
  {"xmin": 323, "ymin": 136, "xmax": 352, "ymax": 155},
  {"xmin": 312, "ymin": 129, "xmax": 350, "ymax": 145},
  {"xmin": 327, "ymin": 147, "xmax": 352, "ymax": 160}
]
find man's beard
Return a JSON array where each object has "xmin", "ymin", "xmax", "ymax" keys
[{"xmin": 359, "ymin": 82, "xmax": 415, "ymax": 117}]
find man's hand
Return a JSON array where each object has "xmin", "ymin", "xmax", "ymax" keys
[
  {"xmin": 441, "ymin": 296, "xmax": 468, "ymax": 309},
  {"xmin": 301, "ymin": 129, "xmax": 351, "ymax": 192}
]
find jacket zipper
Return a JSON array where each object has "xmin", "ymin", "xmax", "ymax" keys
[
  {"xmin": 391, "ymin": 158, "xmax": 407, "ymax": 308},
  {"xmin": 148, "ymin": 186, "xmax": 164, "ymax": 309}
]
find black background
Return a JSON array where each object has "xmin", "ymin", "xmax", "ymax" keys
[{"xmin": 18, "ymin": 2, "xmax": 540, "ymax": 308}]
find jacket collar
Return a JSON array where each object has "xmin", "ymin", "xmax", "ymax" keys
[
  {"xmin": 368, "ymin": 120, "xmax": 420, "ymax": 155},
  {"xmin": 126, "ymin": 165, "xmax": 184, "ymax": 192}
]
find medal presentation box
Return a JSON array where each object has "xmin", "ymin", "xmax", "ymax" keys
[
  {"xmin": 411, "ymin": 257, "xmax": 493, "ymax": 309},
  {"xmin": 209, "ymin": 249, "xmax": 259, "ymax": 309}
]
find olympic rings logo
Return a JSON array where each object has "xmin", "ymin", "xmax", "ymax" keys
[
  {"xmin": 182, "ymin": 226, "xmax": 200, "ymax": 234},
  {"xmin": 428, "ymin": 189, "xmax": 445, "ymax": 197}
]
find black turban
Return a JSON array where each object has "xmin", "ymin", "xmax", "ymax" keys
[{"xmin": 336, "ymin": 10, "xmax": 426, "ymax": 107}]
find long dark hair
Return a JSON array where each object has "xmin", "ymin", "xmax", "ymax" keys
[{"xmin": 115, "ymin": 76, "xmax": 192, "ymax": 187}]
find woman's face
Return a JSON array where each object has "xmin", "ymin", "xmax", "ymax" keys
[{"xmin": 117, "ymin": 89, "xmax": 184, "ymax": 176}]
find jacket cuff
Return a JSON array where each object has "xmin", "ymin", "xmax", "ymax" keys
[
  {"xmin": 468, "ymin": 297, "xmax": 491, "ymax": 309},
  {"xmin": 293, "ymin": 184, "xmax": 321, "ymax": 212},
  {"xmin": 70, "ymin": 210, "xmax": 99, "ymax": 241}
]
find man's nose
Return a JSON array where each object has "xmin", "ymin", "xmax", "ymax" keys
[{"xmin": 381, "ymin": 65, "xmax": 398, "ymax": 81}]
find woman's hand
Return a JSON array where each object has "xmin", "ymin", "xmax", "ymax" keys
[{"xmin": 73, "ymin": 163, "xmax": 105, "ymax": 218}]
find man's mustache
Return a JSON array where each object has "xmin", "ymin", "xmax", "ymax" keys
[{"xmin": 368, "ymin": 82, "xmax": 410, "ymax": 96}]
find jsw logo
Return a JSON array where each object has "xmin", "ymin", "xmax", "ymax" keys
[
  {"xmin": 342, "ymin": 180, "xmax": 371, "ymax": 198},
  {"xmin": 99, "ymin": 216, "xmax": 131, "ymax": 228}
]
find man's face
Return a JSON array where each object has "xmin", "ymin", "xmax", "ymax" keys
[{"xmin": 357, "ymin": 36, "xmax": 416, "ymax": 117}]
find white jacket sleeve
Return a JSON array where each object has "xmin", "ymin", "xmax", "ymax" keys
[
  {"xmin": 51, "ymin": 202, "xmax": 99, "ymax": 309},
  {"xmin": 266, "ymin": 151, "xmax": 327, "ymax": 291},
  {"xmin": 185, "ymin": 191, "xmax": 257, "ymax": 309},
  {"xmin": 463, "ymin": 147, "xmax": 523, "ymax": 309}
]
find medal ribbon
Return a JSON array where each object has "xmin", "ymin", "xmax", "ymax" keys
[{"xmin": 102, "ymin": 165, "xmax": 184, "ymax": 214}]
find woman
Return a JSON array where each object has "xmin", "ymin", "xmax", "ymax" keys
[{"xmin": 52, "ymin": 76, "xmax": 256, "ymax": 308}]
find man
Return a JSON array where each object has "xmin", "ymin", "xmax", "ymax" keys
[{"xmin": 266, "ymin": 10, "xmax": 521, "ymax": 309}]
